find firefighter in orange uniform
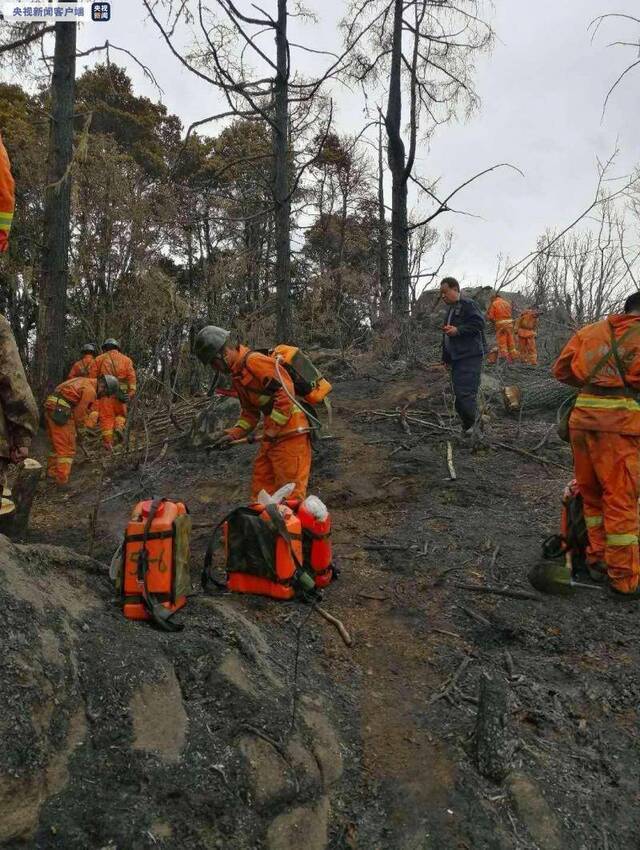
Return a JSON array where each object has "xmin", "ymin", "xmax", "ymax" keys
[
  {"xmin": 68, "ymin": 344, "xmax": 99, "ymax": 379},
  {"xmin": 0, "ymin": 132, "xmax": 15, "ymax": 254},
  {"xmin": 553, "ymin": 292, "xmax": 640, "ymax": 595},
  {"xmin": 515, "ymin": 308, "xmax": 540, "ymax": 366},
  {"xmin": 92, "ymin": 339, "xmax": 137, "ymax": 449},
  {"xmin": 486, "ymin": 292, "xmax": 518, "ymax": 362},
  {"xmin": 195, "ymin": 326, "xmax": 312, "ymax": 500},
  {"xmin": 44, "ymin": 375, "xmax": 118, "ymax": 485}
]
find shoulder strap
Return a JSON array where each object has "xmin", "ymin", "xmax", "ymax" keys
[
  {"xmin": 201, "ymin": 506, "xmax": 249, "ymax": 591},
  {"xmin": 138, "ymin": 497, "xmax": 184, "ymax": 632},
  {"xmin": 583, "ymin": 322, "xmax": 640, "ymax": 385},
  {"xmin": 608, "ymin": 322, "xmax": 640, "ymax": 391}
]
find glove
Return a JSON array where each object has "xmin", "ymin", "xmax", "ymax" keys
[{"xmin": 0, "ymin": 231, "xmax": 8, "ymax": 254}]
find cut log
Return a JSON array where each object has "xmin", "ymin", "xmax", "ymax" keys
[
  {"xmin": 474, "ymin": 672, "xmax": 513, "ymax": 782},
  {"xmin": 10, "ymin": 458, "xmax": 43, "ymax": 539}
]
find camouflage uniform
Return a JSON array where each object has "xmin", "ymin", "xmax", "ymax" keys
[{"xmin": 0, "ymin": 314, "xmax": 39, "ymax": 478}]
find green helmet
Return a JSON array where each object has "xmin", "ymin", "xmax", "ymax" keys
[
  {"xmin": 100, "ymin": 374, "xmax": 119, "ymax": 396},
  {"xmin": 102, "ymin": 338, "xmax": 120, "ymax": 352},
  {"xmin": 195, "ymin": 326, "xmax": 230, "ymax": 365},
  {"xmin": 81, "ymin": 343, "xmax": 97, "ymax": 355}
]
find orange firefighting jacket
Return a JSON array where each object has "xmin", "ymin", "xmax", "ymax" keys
[
  {"xmin": 46, "ymin": 378, "xmax": 98, "ymax": 426},
  {"xmin": 68, "ymin": 354, "xmax": 98, "ymax": 380},
  {"xmin": 0, "ymin": 134, "xmax": 15, "ymax": 251},
  {"xmin": 486, "ymin": 296, "xmax": 513, "ymax": 327},
  {"xmin": 226, "ymin": 345, "xmax": 309, "ymax": 440},
  {"xmin": 553, "ymin": 314, "xmax": 640, "ymax": 434},
  {"xmin": 96, "ymin": 350, "xmax": 137, "ymax": 398},
  {"xmin": 516, "ymin": 309, "xmax": 538, "ymax": 338}
]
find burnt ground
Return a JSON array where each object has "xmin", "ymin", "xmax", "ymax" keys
[{"xmin": 13, "ymin": 365, "xmax": 640, "ymax": 849}]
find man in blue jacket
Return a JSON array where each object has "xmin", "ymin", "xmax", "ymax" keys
[{"xmin": 440, "ymin": 277, "xmax": 487, "ymax": 432}]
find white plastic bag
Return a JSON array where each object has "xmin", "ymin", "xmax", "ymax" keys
[{"xmin": 256, "ymin": 482, "xmax": 296, "ymax": 506}]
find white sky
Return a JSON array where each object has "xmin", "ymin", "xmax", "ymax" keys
[{"xmin": 33, "ymin": 1, "xmax": 640, "ymax": 286}]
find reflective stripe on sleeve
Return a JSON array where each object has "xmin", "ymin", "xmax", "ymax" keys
[
  {"xmin": 270, "ymin": 409, "xmax": 290, "ymax": 425},
  {"xmin": 235, "ymin": 418, "xmax": 253, "ymax": 431}
]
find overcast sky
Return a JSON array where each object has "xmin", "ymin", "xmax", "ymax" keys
[{"xmin": 70, "ymin": 1, "xmax": 640, "ymax": 288}]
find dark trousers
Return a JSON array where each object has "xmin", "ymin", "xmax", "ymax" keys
[{"xmin": 450, "ymin": 355, "xmax": 483, "ymax": 430}]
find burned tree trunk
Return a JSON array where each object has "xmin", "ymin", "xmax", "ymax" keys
[
  {"xmin": 474, "ymin": 672, "xmax": 513, "ymax": 782},
  {"xmin": 385, "ymin": 0, "xmax": 410, "ymax": 322},
  {"xmin": 377, "ymin": 117, "xmax": 390, "ymax": 315},
  {"xmin": 273, "ymin": 0, "xmax": 292, "ymax": 342},
  {"xmin": 33, "ymin": 22, "xmax": 77, "ymax": 400}
]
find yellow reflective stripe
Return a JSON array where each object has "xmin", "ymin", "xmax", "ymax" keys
[
  {"xmin": 0, "ymin": 212, "xmax": 13, "ymax": 227},
  {"xmin": 270, "ymin": 409, "xmax": 289, "ymax": 425},
  {"xmin": 236, "ymin": 418, "xmax": 253, "ymax": 431},
  {"xmin": 46, "ymin": 395, "xmax": 71, "ymax": 408},
  {"xmin": 606, "ymin": 532, "xmax": 638, "ymax": 546},
  {"xmin": 57, "ymin": 457, "xmax": 74, "ymax": 465},
  {"xmin": 576, "ymin": 394, "xmax": 640, "ymax": 412},
  {"xmin": 495, "ymin": 318, "xmax": 513, "ymax": 326},
  {"xmin": 585, "ymin": 515, "xmax": 603, "ymax": 528},
  {"xmin": 257, "ymin": 394, "xmax": 271, "ymax": 406}
]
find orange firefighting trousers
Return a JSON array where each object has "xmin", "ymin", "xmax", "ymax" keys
[
  {"xmin": 250, "ymin": 433, "xmax": 312, "ymax": 501},
  {"xmin": 94, "ymin": 395, "xmax": 127, "ymax": 448},
  {"xmin": 570, "ymin": 428, "xmax": 640, "ymax": 593},
  {"xmin": 495, "ymin": 323, "xmax": 518, "ymax": 361},
  {"xmin": 45, "ymin": 412, "xmax": 76, "ymax": 484},
  {"xmin": 517, "ymin": 333, "xmax": 537, "ymax": 366}
]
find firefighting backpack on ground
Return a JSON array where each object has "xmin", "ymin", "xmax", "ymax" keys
[
  {"xmin": 202, "ymin": 501, "xmax": 322, "ymax": 601},
  {"xmin": 541, "ymin": 480, "xmax": 587, "ymax": 568},
  {"xmin": 116, "ymin": 497, "xmax": 191, "ymax": 631}
]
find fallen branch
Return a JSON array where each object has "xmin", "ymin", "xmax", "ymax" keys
[
  {"xmin": 458, "ymin": 605, "xmax": 491, "ymax": 627},
  {"xmin": 313, "ymin": 604, "xmax": 352, "ymax": 647},
  {"xmin": 453, "ymin": 581, "xmax": 541, "ymax": 601},
  {"xmin": 367, "ymin": 410, "xmax": 571, "ymax": 471},
  {"xmin": 446, "ymin": 441, "xmax": 457, "ymax": 480},
  {"xmin": 427, "ymin": 656, "xmax": 473, "ymax": 707}
]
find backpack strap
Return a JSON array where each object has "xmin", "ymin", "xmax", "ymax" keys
[
  {"xmin": 138, "ymin": 497, "xmax": 184, "ymax": 632},
  {"xmin": 201, "ymin": 506, "xmax": 251, "ymax": 592},
  {"xmin": 263, "ymin": 504, "xmax": 319, "ymax": 599}
]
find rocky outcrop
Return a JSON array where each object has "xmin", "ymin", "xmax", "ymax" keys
[{"xmin": 0, "ymin": 537, "xmax": 344, "ymax": 849}]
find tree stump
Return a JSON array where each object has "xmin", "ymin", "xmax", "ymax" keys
[
  {"xmin": 474, "ymin": 672, "xmax": 513, "ymax": 782},
  {"xmin": 8, "ymin": 458, "xmax": 42, "ymax": 539}
]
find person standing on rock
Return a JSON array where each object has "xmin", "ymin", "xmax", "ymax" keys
[
  {"xmin": 440, "ymin": 277, "xmax": 487, "ymax": 434},
  {"xmin": 194, "ymin": 326, "xmax": 312, "ymax": 500}
]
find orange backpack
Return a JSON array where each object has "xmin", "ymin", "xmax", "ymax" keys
[
  {"xmin": 285, "ymin": 497, "xmax": 336, "ymax": 588},
  {"xmin": 202, "ymin": 502, "xmax": 319, "ymax": 600},
  {"xmin": 119, "ymin": 498, "xmax": 191, "ymax": 630}
]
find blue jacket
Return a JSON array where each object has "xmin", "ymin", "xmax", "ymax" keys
[{"xmin": 442, "ymin": 295, "xmax": 486, "ymax": 363}]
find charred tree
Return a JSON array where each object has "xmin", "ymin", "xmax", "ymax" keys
[
  {"xmin": 33, "ymin": 22, "xmax": 77, "ymax": 399},
  {"xmin": 273, "ymin": 0, "xmax": 292, "ymax": 341}
]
